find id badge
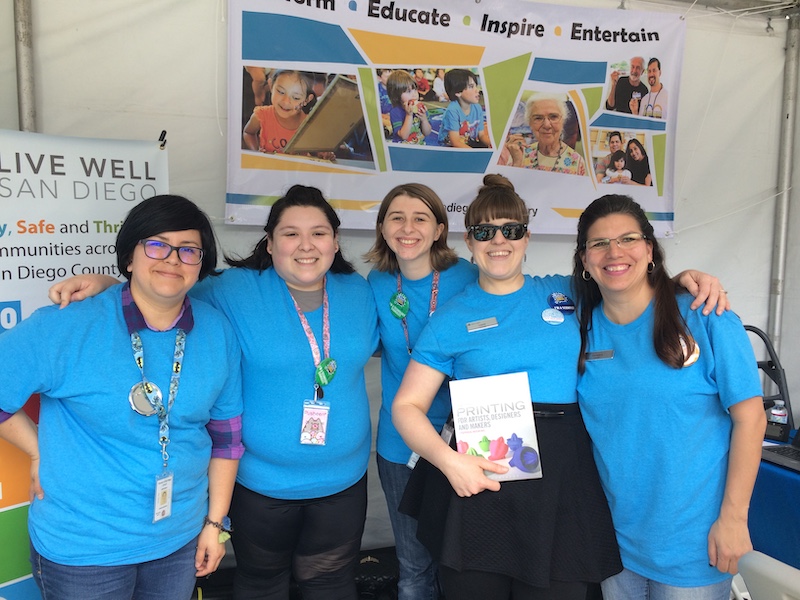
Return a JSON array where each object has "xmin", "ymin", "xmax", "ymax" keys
[
  {"xmin": 300, "ymin": 400, "xmax": 330, "ymax": 445},
  {"xmin": 153, "ymin": 471, "xmax": 173, "ymax": 522}
]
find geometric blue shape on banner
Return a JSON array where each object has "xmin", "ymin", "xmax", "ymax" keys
[
  {"xmin": 388, "ymin": 148, "xmax": 494, "ymax": 173},
  {"xmin": 242, "ymin": 12, "xmax": 366, "ymax": 64},
  {"xmin": 592, "ymin": 113, "xmax": 667, "ymax": 131},
  {"xmin": 529, "ymin": 58, "xmax": 607, "ymax": 85},
  {"xmin": 645, "ymin": 212, "xmax": 674, "ymax": 221}
]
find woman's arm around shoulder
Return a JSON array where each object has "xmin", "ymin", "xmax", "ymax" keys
[{"xmin": 48, "ymin": 274, "xmax": 120, "ymax": 308}]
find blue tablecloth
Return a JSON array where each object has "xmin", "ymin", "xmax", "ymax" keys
[{"xmin": 749, "ymin": 436, "xmax": 800, "ymax": 569}]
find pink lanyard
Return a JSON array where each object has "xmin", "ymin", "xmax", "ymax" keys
[
  {"xmin": 290, "ymin": 277, "xmax": 331, "ymax": 368},
  {"xmin": 397, "ymin": 270, "xmax": 440, "ymax": 355}
]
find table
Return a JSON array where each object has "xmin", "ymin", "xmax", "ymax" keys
[{"xmin": 748, "ymin": 434, "xmax": 800, "ymax": 569}]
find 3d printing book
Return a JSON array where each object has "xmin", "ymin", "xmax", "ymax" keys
[{"xmin": 449, "ymin": 372, "xmax": 542, "ymax": 482}]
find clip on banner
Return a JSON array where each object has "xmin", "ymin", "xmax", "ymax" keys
[{"xmin": 159, "ymin": 130, "xmax": 167, "ymax": 150}]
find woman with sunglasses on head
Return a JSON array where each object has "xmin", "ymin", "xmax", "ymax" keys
[
  {"xmin": 0, "ymin": 195, "xmax": 243, "ymax": 600},
  {"xmin": 48, "ymin": 185, "xmax": 379, "ymax": 599},
  {"xmin": 572, "ymin": 195, "xmax": 765, "ymax": 600},
  {"xmin": 391, "ymin": 174, "xmax": 622, "ymax": 600}
]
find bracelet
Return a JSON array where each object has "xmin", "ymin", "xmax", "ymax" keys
[
  {"xmin": 203, "ymin": 515, "xmax": 233, "ymax": 543},
  {"xmin": 203, "ymin": 515, "xmax": 232, "ymax": 532}
]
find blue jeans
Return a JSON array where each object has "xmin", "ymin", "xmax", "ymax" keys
[
  {"xmin": 30, "ymin": 538, "xmax": 199, "ymax": 600},
  {"xmin": 601, "ymin": 568, "xmax": 732, "ymax": 600},
  {"xmin": 377, "ymin": 454, "xmax": 438, "ymax": 600}
]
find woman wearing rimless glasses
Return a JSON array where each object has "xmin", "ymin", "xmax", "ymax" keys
[
  {"xmin": 0, "ymin": 195, "xmax": 243, "ymax": 600},
  {"xmin": 573, "ymin": 195, "xmax": 765, "ymax": 600},
  {"xmin": 390, "ymin": 175, "xmax": 733, "ymax": 600}
]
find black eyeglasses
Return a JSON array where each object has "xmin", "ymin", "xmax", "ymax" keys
[
  {"xmin": 139, "ymin": 239, "xmax": 204, "ymax": 265},
  {"xmin": 468, "ymin": 223, "xmax": 528, "ymax": 242}
]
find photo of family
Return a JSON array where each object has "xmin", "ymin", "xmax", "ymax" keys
[{"xmin": 591, "ymin": 129, "xmax": 653, "ymax": 187}]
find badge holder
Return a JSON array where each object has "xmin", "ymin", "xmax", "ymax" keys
[
  {"xmin": 153, "ymin": 471, "xmax": 174, "ymax": 522},
  {"xmin": 300, "ymin": 386, "xmax": 330, "ymax": 446}
]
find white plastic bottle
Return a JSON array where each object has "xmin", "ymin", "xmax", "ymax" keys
[{"xmin": 768, "ymin": 400, "xmax": 788, "ymax": 425}]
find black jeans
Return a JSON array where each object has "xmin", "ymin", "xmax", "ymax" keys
[{"xmin": 230, "ymin": 475, "xmax": 367, "ymax": 600}]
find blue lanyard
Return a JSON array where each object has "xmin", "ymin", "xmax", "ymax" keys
[{"xmin": 130, "ymin": 329, "xmax": 186, "ymax": 468}]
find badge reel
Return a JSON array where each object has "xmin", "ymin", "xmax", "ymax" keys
[
  {"xmin": 300, "ymin": 358, "xmax": 337, "ymax": 446},
  {"xmin": 129, "ymin": 381, "xmax": 161, "ymax": 416}
]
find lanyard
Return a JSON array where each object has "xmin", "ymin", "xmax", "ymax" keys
[
  {"xmin": 130, "ymin": 329, "xmax": 186, "ymax": 468},
  {"xmin": 396, "ymin": 270, "xmax": 440, "ymax": 355},
  {"xmin": 289, "ymin": 277, "xmax": 335, "ymax": 396}
]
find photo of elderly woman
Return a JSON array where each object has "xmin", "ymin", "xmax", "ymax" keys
[{"xmin": 499, "ymin": 91, "xmax": 586, "ymax": 176}]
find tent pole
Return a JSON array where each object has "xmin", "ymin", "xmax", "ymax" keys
[
  {"xmin": 768, "ymin": 14, "xmax": 800, "ymax": 356},
  {"xmin": 14, "ymin": 0, "xmax": 36, "ymax": 132}
]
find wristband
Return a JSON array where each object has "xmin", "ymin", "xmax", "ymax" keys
[{"xmin": 203, "ymin": 515, "xmax": 232, "ymax": 543}]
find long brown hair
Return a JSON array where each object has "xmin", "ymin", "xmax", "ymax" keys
[
  {"xmin": 572, "ymin": 194, "xmax": 692, "ymax": 373},
  {"xmin": 364, "ymin": 183, "xmax": 458, "ymax": 273}
]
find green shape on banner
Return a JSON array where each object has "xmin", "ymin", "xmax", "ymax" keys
[
  {"xmin": 0, "ymin": 506, "xmax": 32, "ymax": 583},
  {"xmin": 652, "ymin": 133, "xmax": 667, "ymax": 196},
  {"xmin": 582, "ymin": 86, "xmax": 604, "ymax": 119},
  {"xmin": 358, "ymin": 66, "xmax": 388, "ymax": 172},
  {"xmin": 482, "ymin": 54, "xmax": 532, "ymax": 148}
]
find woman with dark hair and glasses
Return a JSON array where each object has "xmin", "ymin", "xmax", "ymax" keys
[
  {"xmin": 0, "ymin": 194, "xmax": 243, "ymax": 600},
  {"xmin": 572, "ymin": 195, "xmax": 765, "ymax": 600},
  {"xmin": 49, "ymin": 185, "xmax": 378, "ymax": 599},
  {"xmin": 391, "ymin": 174, "xmax": 621, "ymax": 599}
]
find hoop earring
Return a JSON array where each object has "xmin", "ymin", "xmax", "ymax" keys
[
  {"xmin": 647, "ymin": 261, "xmax": 656, "ymax": 273},
  {"xmin": 581, "ymin": 270, "xmax": 591, "ymax": 281},
  {"xmin": 470, "ymin": 256, "xmax": 475, "ymax": 264}
]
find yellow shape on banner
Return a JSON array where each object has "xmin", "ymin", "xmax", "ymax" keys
[
  {"xmin": 582, "ymin": 86, "xmax": 604, "ymax": 119},
  {"xmin": 652, "ymin": 133, "xmax": 666, "ymax": 197},
  {"xmin": 349, "ymin": 29, "xmax": 484, "ymax": 65},
  {"xmin": 241, "ymin": 154, "xmax": 369, "ymax": 175},
  {"xmin": 552, "ymin": 208, "xmax": 585, "ymax": 219},
  {"xmin": 330, "ymin": 199, "xmax": 381, "ymax": 211}
]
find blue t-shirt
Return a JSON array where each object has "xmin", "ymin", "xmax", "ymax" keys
[
  {"xmin": 0, "ymin": 285, "xmax": 243, "ymax": 566},
  {"xmin": 577, "ymin": 294, "xmax": 762, "ymax": 586},
  {"xmin": 413, "ymin": 275, "xmax": 579, "ymax": 403},
  {"xmin": 438, "ymin": 101, "xmax": 484, "ymax": 146},
  {"xmin": 191, "ymin": 268, "xmax": 379, "ymax": 500},
  {"xmin": 389, "ymin": 105, "xmax": 427, "ymax": 145},
  {"xmin": 368, "ymin": 260, "xmax": 477, "ymax": 464}
]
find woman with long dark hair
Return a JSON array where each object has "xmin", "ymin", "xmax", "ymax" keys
[{"xmin": 572, "ymin": 194, "xmax": 765, "ymax": 599}]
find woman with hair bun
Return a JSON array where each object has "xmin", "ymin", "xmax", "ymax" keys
[{"xmin": 392, "ymin": 174, "xmax": 621, "ymax": 599}]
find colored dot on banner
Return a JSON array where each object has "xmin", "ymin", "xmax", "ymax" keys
[
  {"xmin": 554, "ymin": 26, "xmax": 562, "ymax": 36},
  {"xmin": 463, "ymin": 16, "xmax": 471, "ymax": 26},
  {"xmin": 348, "ymin": 1, "xmax": 357, "ymax": 10}
]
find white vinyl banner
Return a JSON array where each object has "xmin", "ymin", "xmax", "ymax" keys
[
  {"xmin": 226, "ymin": 0, "xmax": 685, "ymax": 236},
  {"xmin": 0, "ymin": 130, "xmax": 169, "ymax": 323}
]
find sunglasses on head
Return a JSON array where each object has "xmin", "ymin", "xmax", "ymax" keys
[{"xmin": 468, "ymin": 222, "xmax": 528, "ymax": 242}]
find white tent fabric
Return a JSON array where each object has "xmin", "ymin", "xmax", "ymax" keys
[{"xmin": 1, "ymin": 1, "xmax": 797, "ymax": 551}]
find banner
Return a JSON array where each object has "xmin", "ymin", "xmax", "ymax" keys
[
  {"xmin": 0, "ymin": 130, "xmax": 168, "ymax": 599},
  {"xmin": 226, "ymin": 0, "xmax": 684, "ymax": 236}
]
